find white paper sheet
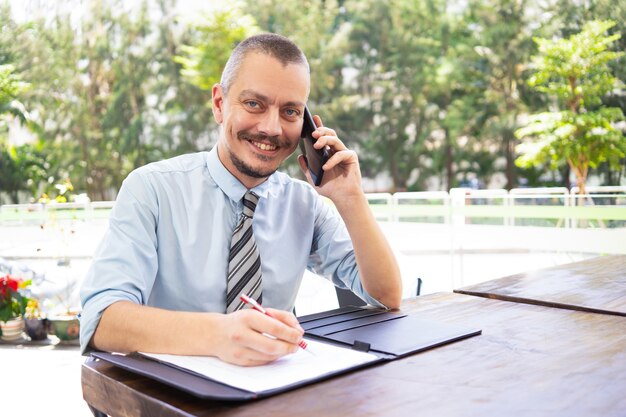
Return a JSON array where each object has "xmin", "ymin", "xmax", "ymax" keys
[{"xmin": 140, "ymin": 338, "xmax": 379, "ymax": 393}]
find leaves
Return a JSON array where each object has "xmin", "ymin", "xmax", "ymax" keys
[
  {"xmin": 0, "ymin": 275, "xmax": 31, "ymax": 322},
  {"xmin": 174, "ymin": 4, "xmax": 260, "ymax": 92},
  {"xmin": 516, "ymin": 20, "xmax": 625, "ymax": 192},
  {"xmin": 1, "ymin": 2, "xmax": 625, "ymax": 199}
]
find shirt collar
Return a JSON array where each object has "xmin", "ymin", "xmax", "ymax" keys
[{"xmin": 206, "ymin": 145, "xmax": 271, "ymax": 202}]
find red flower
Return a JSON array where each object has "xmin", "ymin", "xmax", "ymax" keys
[
  {"xmin": 1, "ymin": 275, "xmax": 22, "ymax": 298},
  {"xmin": 1, "ymin": 274, "xmax": 31, "ymax": 323}
]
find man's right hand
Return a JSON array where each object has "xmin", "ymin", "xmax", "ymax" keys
[
  {"xmin": 92, "ymin": 301, "xmax": 305, "ymax": 367},
  {"xmin": 211, "ymin": 308, "xmax": 305, "ymax": 366}
]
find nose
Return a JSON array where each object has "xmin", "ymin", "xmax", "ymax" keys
[{"xmin": 257, "ymin": 108, "xmax": 282, "ymax": 137}]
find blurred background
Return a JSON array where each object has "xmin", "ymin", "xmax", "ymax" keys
[
  {"xmin": 1, "ymin": 1, "xmax": 625, "ymax": 415},
  {"xmin": 1, "ymin": 0, "xmax": 625, "ymax": 201}
]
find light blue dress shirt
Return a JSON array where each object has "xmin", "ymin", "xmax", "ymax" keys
[{"xmin": 79, "ymin": 146, "xmax": 383, "ymax": 354}]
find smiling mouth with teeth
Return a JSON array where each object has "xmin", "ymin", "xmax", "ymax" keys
[{"xmin": 251, "ymin": 141, "xmax": 277, "ymax": 151}]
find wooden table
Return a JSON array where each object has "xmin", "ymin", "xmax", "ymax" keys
[
  {"xmin": 82, "ymin": 290, "xmax": 626, "ymax": 416},
  {"xmin": 456, "ymin": 255, "xmax": 626, "ymax": 316}
]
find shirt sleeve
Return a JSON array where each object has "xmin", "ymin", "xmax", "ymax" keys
[
  {"xmin": 307, "ymin": 197, "xmax": 386, "ymax": 308},
  {"xmin": 79, "ymin": 170, "xmax": 160, "ymax": 355}
]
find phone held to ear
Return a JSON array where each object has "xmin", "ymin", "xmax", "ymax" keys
[{"xmin": 300, "ymin": 106, "xmax": 330, "ymax": 186}]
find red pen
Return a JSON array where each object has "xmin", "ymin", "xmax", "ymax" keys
[{"xmin": 239, "ymin": 294, "xmax": 309, "ymax": 351}]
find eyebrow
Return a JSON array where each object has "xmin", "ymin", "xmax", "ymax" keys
[{"xmin": 238, "ymin": 89, "xmax": 305, "ymax": 108}]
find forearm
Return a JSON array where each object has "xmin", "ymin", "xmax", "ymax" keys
[
  {"xmin": 334, "ymin": 194, "xmax": 402, "ymax": 309},
  {"xmin": 91, "ymin": 301, "xmax": 223, "ymax": 355}
]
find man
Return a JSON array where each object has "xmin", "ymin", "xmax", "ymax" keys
[{"xmin": 80, "ymin": 33, "xmax": 402, "ymax": 366}]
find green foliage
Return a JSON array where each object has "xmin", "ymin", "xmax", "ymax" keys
[
  {"xmin": 0, "ymin": 141, "xmax": 47, "ymax": 204},
  {"xmin": 516, "ymin": 20, "xmax": 625, "ymax": 193},
  {"xmin": 466, "ymin": 0, "xmax": 544, "ymax": 189},
  {"xmin": 529, "ymin": 20, "xmax": 623, "ymax": 111},
  {"xmin": 516, "ymin": 107, "xmax": 626, "ymax": 169},
  {"xmin": 174, "ymin": 3, "xmax": 259, "ymax": 92},
  {"xmin": 0, "ymin": 275, "xmax": 32, "ymax": 323},
  {"xmin": 1, "ymin": 0, "xmax": 219, "ymax": 200},
  {"xmin": 0, "ymin": 63, "xmax": 30, "ymax": 132},
  {"xmin": 1, "ymin": 1, "xmax": 625, "ymax": 201}
]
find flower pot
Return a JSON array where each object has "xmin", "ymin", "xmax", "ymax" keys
[
  {"xmin": 25, "ymin": 318, "xmax": 49, "ymax": 341},
  {"xmin": 48, "ymin": 314, "xmax": 80, "ymax": 341},
  {"xmin": 0, "ymin": 317, "xmax": 25, "ymax": 342}
]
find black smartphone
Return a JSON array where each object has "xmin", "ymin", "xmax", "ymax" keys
[{"xmin": 299, "ymin": 106, "xmax": 329, "ymax": 186}]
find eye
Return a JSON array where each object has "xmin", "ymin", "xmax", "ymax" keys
[
  {"xmin": 284, "ymin": 108, "xmax": 300, "ymax": 119},
  {"xmin": 244, "ymin": 100, "xmax": 261, "ymax": 110}
]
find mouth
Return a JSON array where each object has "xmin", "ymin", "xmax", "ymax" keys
[{"xmin": 249, "ymin": 140, "xmax": 278, "ymax": 152}]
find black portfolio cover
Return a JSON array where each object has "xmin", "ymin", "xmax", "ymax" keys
[
  {"xmin": 299, "ymin": 305, "xmax": 482, "ymax": 357},
  {"xmin": 91, "ymin": 305, "xmax": 481, "ymax": 401}
]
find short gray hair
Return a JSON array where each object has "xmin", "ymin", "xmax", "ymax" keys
[{"xmin": 220, "ymin": 33, "xmax": 310, "ymax": 96}]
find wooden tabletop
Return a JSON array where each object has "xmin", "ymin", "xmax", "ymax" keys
[
  {"xmin": 455, "ymin": 255, "xmax": 626, "ymax": 316},
  {"xmin": 82, "ymin": 291, "xmax": 626, "ymax": 417}
]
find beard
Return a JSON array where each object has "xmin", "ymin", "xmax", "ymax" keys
[{"xmin": 229, "ymin": 130, "xmax": 295, "ymax": 179}]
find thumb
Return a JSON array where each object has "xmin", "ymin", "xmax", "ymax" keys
[{"xmin": 297, "ymin": 154, "xmax": 313, "ymax": 183}]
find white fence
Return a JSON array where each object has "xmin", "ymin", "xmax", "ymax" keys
[
  {"xmin": 1, "ymin": 187, "xmax": 625, "ymax": 229},
  {"xmin": 1, "ymin": 187, "xmax": 624, "ymax": 260},
  {"xmin": 366, "ymin": 186, "xmax": 626, "ymax": 229}
]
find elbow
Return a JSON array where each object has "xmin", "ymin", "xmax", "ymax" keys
[
  {"xmin": 382, "ymin": 292, "xmax": 402, "ymax": 310},
  {"xmin": 378, "ymin": 278, "xmax": 403, "ymax": 310}
]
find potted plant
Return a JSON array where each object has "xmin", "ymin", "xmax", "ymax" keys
[
  {"xmin": 24, "ymin": 298, "xmax": 49, "ymax": 341},
  {"xmin": 47, "ymin": 277, "xmax": 80, "ymax": 342},
  {"xmin": 0, "ymin": 274, "xmax": 31, "ymax": 341}
]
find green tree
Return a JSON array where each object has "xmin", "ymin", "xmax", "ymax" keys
[
  {"xmin": 467, "ymin": 0, "xmax": 542, "ymax": 189},
  {"xmin": 0, "ymin": 142, "xmax": 47, "ymax": 204},
  {"xmin": 546, "ymin": 0, "xmax": 626, "ymax": 186},
  {"xmin": 174, "ymin": 3, "xmax": 259, "ymax": 93},
  {"xmin": 334, "ymin": 0, "xmax": 442, "ymax": 191},
  {"xmin": 0, "ymin": 58, "xmax": 37, "ymax": 203},
  {"xmin": 3, "ymin": 0, "xmax": 219, "ymax": 201},
  {"xmin": 515, "ymin": 20, "xmax": 626, "ymax": 196}
]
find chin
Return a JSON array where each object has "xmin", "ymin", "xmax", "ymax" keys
[{"xmin": 231, "ymin": 153, "xmax": 278, "ymax": 179}]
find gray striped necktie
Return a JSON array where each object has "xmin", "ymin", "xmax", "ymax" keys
[{"xmin": 226, "ymin": 191, "xmax": 262, "ymax": 313}]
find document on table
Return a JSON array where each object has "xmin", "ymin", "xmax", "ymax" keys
[{"xmin": 140, "ymin": 338, "xmax": 379, "ymax": 393}]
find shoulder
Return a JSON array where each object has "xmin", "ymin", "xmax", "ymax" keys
[
  {"xmin": 132, "ymin": 152, "xmax": 209, "ymax": 177},
  {"xmin": 119, "ymin": 152, "xmax": 211, "ymax": 201},
  {"xmin": 125, "ymin": 153, "xmax": 208, "ymax": 185}
]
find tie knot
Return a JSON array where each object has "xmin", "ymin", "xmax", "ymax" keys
[{"xmin": 242, "ymin": 191, "xmax": 259, "ymax": 218}]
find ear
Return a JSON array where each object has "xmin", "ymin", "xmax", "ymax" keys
[{"xmin": 212, "ymin": 84, "xmax": 224, "ymax": 124}]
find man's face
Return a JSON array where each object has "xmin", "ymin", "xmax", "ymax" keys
[{"xmin": 212, "ymin": 52, "xmax": 310, "ymax": 188}]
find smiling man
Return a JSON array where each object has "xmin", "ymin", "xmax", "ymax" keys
[{"xmin": 80, "ymin": 33, "xmax": 402, "ymax": 366}]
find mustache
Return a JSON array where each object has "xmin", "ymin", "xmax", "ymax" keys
[{"xmin": 237, "ymin": 131, "xmax": 283, "ymax": 147}]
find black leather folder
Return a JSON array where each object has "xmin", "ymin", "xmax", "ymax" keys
[
  {"xmin": 299, "ymin": 305, "xmax": 482, "ymax": 358},
  {"xmin": 91, "ymin": 306, "xmax": 481, "ymax": 401}
]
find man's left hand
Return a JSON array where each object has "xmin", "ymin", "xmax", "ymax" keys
[{"xmin": 297, "ymin": 115, "xmax": 363, "ymax": 201}]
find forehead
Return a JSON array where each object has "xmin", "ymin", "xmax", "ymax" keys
[{"xmin": 229, "ymin": 52, "xmax": 310, "ymax": 104}]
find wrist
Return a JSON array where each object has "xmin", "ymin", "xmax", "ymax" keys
[
  {"xmin": 183, "ymin": 312, "xmax": 225, "ymax": 356},
  {"xmin": 332, "ymin": 192, "xmax": 369, "ymax": 216}
]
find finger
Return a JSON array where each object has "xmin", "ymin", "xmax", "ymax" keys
[
  {"xmin": 297, "ymin": 154, "xmax": 315, "ymax": 185},
  {"xmin": 313, "ymin": 126, "xmax": 336, "ymax": 138},
  {"xmin": 313, "ymin": 114, "xmax": 323, "ymax": 128},
  {"xmin": 315, "ymin": 133, "xmax": 346, "ymax": 151},
  {"xmin": 265, "ymin": 308, "xmax": 304, "ymax": 332},
  {"xmin": 230, "ymin": 346, "xmax": 284, "ymax": 367},
  {"xmin": 312, "ymin": 127, "xmax": 338, "ymax": 143},
  {"xmin": 229, "ymin": 316, "xmax": 300, "ymax": 357},
  {"xmin": 322, "ymin": 149, "xmax": 358, "ymax": 170},
  {"xmin": 245, "ymin": 331, "xmax": 301, "ymax": 356},
  {"xmin": 297, "ymin": 154, "xmax": 309, "ymax": 173},
  {"xmin": 253, "ymin": 314, "xmax": 303, "ymax": 345}
]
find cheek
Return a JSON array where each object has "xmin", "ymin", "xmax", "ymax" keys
[{"xmin": 285, "ymin": 125, "xmax": 302, "ymax": 144}]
